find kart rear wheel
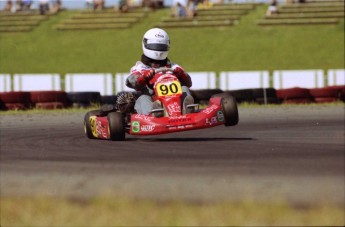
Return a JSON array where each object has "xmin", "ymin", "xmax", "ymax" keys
[
  {"xmin": 84, "ymin": 110, "xmax": 101, "ymax": 139},
  {"xmin": 108, "ymin": 112, "xmax": 126, "ymax": 141},
  {"xmin": 221, "ymin": 96, "xmax": 239, "ymax": 126}
]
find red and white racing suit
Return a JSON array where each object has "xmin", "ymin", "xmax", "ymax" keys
[{"xmin": 126, "ymin": 58, "xmax": 192, "ymax": 115}]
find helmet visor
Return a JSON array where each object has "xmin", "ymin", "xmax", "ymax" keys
[
  {"xmin": 144, "ymin": 43, "xmax": 169, "ymax": 51},
  {"xmin": 143, "ymin": 38, "xmax": 169, "ymax": 51}
]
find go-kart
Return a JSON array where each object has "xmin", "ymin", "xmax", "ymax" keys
[{"xmin": 84, "ymin": 68, "xmax": 239, "ymax": 141}]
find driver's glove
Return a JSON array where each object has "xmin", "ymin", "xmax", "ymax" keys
[
  {"xmin": 137, "ymin": 69, "xmax": 155, "ymax": 85},
  {"xmin": 173, "ymin": 66, "xmax": 192, "ymax": 87}
]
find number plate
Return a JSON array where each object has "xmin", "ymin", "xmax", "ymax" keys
[{"xmin": 156, "ymin": 80, "xmax": 182, "ymax": 97}]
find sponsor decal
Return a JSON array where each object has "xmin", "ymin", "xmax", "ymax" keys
[
  {"xmin": 90, "ymin": 119, "xmax": 108, "ymax": 139},
  {"xmin": 202, "ymin": 104, "xmax": 218, "ymax": 114},
  {"xmin": 167, "ymin": 102, "xmax": 181, "ymax": 115},
  {"xmin": 205, "ymin": 117, "xmax": 217, "ymax": 126},
  {"xmin": 168, "ymin": 116, "xmax": 192, "ymax": 124},
  {"xmin": 141, "ymin": 125, "xmax": 155, "ymax": 132},
  {"xmin": 155, "ymin": 32, "xmax": 164, "ymax": 38},
  {"xmin": 133, "ymin": 114, "xmax": 153, "ymax": 122},
  {"xmin": 217, "ymin": 111, "xmax": 224, "ymax": 122},
  {"xmin": 132, "ymin": 121, "xmax": 140, "ymax": 133}
]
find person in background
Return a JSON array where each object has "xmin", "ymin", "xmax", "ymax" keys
[
  {"xmin": 187, "ymin": 0, "xmax": 197, "ymax": 18},
  {"xmin": 51, "ymin": 0, "xmax": 62, "ymax": 13},
  {"xmin": 126, "ymin": 28, "xmax": 194, "ymax": 117},
  {"xmin": 266, "ymin": 0, "xmax": 279, "ymax": 16},
  {"xmin": 3, "ymin": 0, "xmax": 13, "ymax": 12},
  {"xmin": 93, "ymin": 0, "xmax": 105, "ymax": 10},
  {"xmin": 171, "ymin": 0, "xmax": 187, "ymax": 17},
  {"xmin": 85, "ymin": 0, "xmax": 93, "ymax": 10},
  {"xmin": 22, "ymin": 0, "xmax": 32, "ymax": 11},
  {"xmin": 39, "ymin": 0, "xmax": 50, "ymax": 14},
  {"xmin": 15, "ymin": 0, "xmax": 23, "ymax": 11}
]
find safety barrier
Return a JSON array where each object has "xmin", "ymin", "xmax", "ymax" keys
[
  {"xmin": 65, "ymin": 73, "xmax": 113, "ymax": 95},
  {"xmin": 1, "ymin": 69, "xmax": 344, "ymax": 95},
  {"xmin": 273, "ymin": 69, "xmax": 324, "ymax": 89},
  {"xmin": 13, "ymin": 74, "xmax": 61, "ymax": 91},
  {"xmin": 219, "ymin": 71, "xmax": 270, "ymax": 90}
]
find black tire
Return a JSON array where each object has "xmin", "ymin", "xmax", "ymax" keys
[
  {"xmin": 67, "ymin": 92, "xmax": 101, "ymax": 107},
  {"xmin": 191, "ymin": 89, "xmax": 224, "ymax": 104},
  {"xmin": 101, "ymin": 95, "xmax": 117, "ymax": 105},
  {"xmin": 229, "ymin": 89, "xmax": 255, "ymax": 103},
  {"xmin": 221, "ymin": 96, "xmax": 239, "ymax": 126},
  {"xmin": 84, "ymin": 110, "xmax": 101, "ymax": 139},
  {"xmin": 108, "ymin": 112, "xmax": 125, "ymax": 141},
  {"xmin": 251, "ymin": 88, "xmax": 277, "ymax": 99}
]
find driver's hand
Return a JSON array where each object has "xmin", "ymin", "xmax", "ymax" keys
[
  {"xmin": 173, "ymin": 66, "xmax": 186, "ymax": 79},
  {"xmin": 143, "ymin": 69, "xmax": 155, "ymax": 79},
  {"xmin": 173, "ymin": 66, "xmax": 192, "ymax": 87}
]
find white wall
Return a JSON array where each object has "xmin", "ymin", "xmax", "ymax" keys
[
  {"xmin": 189, "ymin": 72, "xmax": 217, "ymax": 90},
  {"xmin": 273, "ymin": 70, "xmax": 324, "ymax": 89},
  {"xmin": 13, "ymin": 74, "xmax": 61, "ymax": 91},
  {"xmin": 0, "ymin": 74, "xmax": 11, "ymax": 92},
  {"xmin": 328, "ymin": 69, "xmax": 345, "ymax": 86},
  {"xmin": 220, "ymin": 71, "xmax": 269, "ymax": 90},
  {"xmin": 115, "ymin": 73, "xmax": 133, "ymax": 92},
  {"xmin": 115, "ymin": 71, "xmax": 217, "ymax": 92},
  {"xmin": 65, "ymin": 73, "xmax": 113, "ymax": 95}
]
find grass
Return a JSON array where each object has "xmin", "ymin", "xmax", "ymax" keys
[
  {"xmin": 0, "ymin": 5, "xmax": 344, "ymax": 75},
  {"xmin": 1, "ymin": 196, "xmax": 344, "ymax": 226}
]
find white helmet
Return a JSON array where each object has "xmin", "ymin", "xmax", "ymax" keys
[{"xmin": 142, "ymin": 28, "xmax": 170, "ymax": 60}]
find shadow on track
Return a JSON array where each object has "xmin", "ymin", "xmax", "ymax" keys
[{"xmin": 126, "ymin": 137, "xmax": 254, "ymax": 142}]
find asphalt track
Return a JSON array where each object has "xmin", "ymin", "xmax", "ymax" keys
[{"xmin": 1, "ymin": 105, "xmax": 344, "ymax": 206}]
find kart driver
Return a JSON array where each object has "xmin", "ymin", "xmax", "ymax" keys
[{"xmin": 125, "ymin": 28, "xmax": 194, "ymax": 117}]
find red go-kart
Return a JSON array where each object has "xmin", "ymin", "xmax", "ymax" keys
[{"xmin": 84, "ymin": 68, "xmax": 239, "ymax": 141}]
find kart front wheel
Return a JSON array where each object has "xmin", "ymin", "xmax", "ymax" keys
[
  {"xmin": 221, "ymin": 96, "xmax": 239, "ymax": 126},
  {"xmin": 108, "ymin": 112, "xmax": 126, "ymax": 141},
  {"xmin": 84, "ymin": 110, "xmax": 101, "ymax": 139}
]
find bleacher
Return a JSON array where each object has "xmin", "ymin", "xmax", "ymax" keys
[
  {"xmin": 54, "ymin": 8, "xmax": 148, "ymax": 31},
  {"xmin": 0, "ymin": 11, "xmax": 57, "ymax": 33},
  {"xmin": 257, "ymin": 0, "xmax": 344, "ymax": 26},
  {"xmin": 156, "ymin": 3, "xmax": 257, "ymax": 28}
]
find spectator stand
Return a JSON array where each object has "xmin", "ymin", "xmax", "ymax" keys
[
  {"xmin": 0, "ymin": 0, "xmax": 61, "ymax": 33},
  {"xmin": 0, "ymin": 74, "xmax": 11, "ymax": 92},
  {"xmin": 54, "ymin": 2, "xmax": 149, "ymax": 31},
  {"xmin": 156, "ymin": 2, "xmax": 257, "ymax": 28},
  {"xmin": 257, "ymin": 0, "xmax": 344, "ymax": 26}
]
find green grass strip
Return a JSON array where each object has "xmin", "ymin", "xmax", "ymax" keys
[
  {"xmin": 54, "ymin": 23, "xmax": 131, "ymax": 30},
  {"xmin": 265, "ymin": 12, "xmax": 345, "ymax": 19},
  {"xmin": 63, "ymin": 18, "xmax": 138, "ymax": 24},
  {"xmin": 257, "ymin": 18, "xmax": 339, "ymax": 25},
  {"xmin": 0, "ymin": 21, "xmax": 40, "ymax": 26},
  {"xmin": 162, "ymin": 15, "xmax": 240, "ymax": 22},
  {"xmin": 279, "ymin": 7, "xmax": 345, "ymax": 13},
  {"xmin": 1, "ymin": 196, "xmax": 344, "ymax": 226},
  {"xmin": 156, "ymin": 20, "xmax": 233, "ymax": 28}
]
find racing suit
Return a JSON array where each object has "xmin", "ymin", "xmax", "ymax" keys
[{"xmin": 126, "ymin": 54, "xmax": 192, "ymax": 115}]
